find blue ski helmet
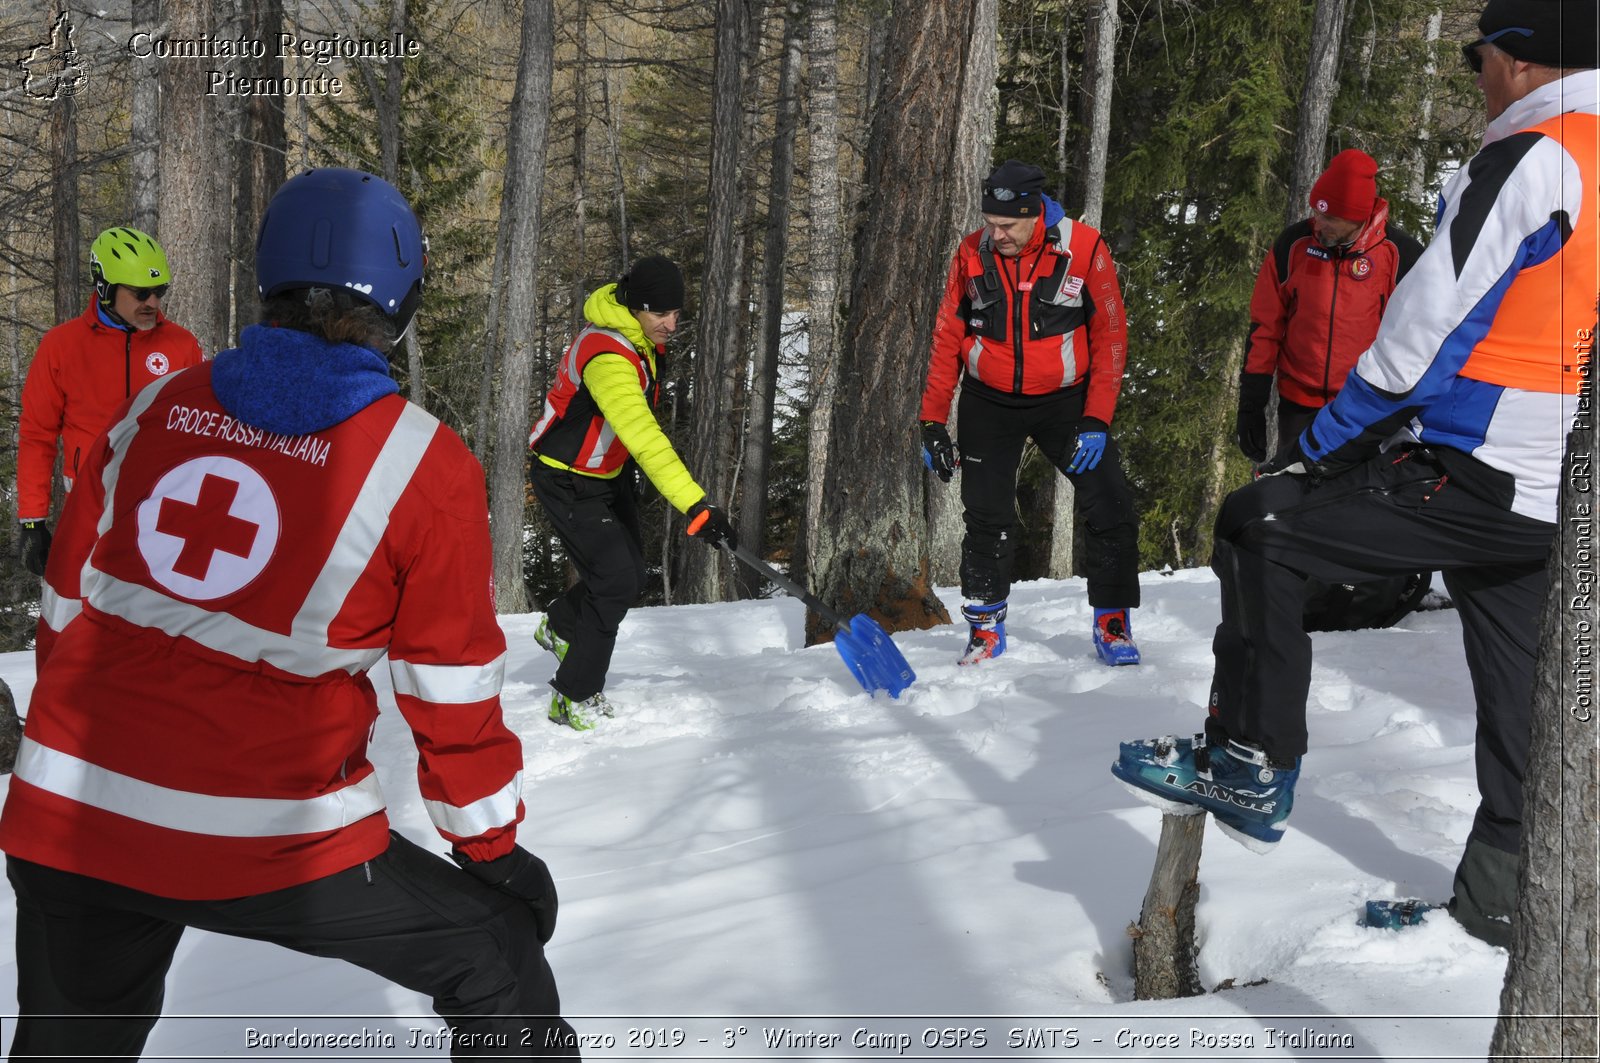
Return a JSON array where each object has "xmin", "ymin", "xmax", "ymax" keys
[{"xmin": 256, "ymin": 168, "xmax": 426, "ymax": 336}]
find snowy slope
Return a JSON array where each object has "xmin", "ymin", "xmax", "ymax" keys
[{"xmin": 0, "ymin": 569, "xmax": 1510, "ymax": 1060}]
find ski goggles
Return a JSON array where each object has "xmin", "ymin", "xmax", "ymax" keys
[{"xmin": 1461, "ymin": 26, "xmax": 1532, "ymax": 73}]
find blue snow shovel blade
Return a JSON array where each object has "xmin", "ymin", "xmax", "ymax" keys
[{"xmin": 834, "ymin": 614, "xmax": 916, "ymax": 699}]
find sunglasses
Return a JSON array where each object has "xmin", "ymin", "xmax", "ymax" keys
[
  {"xmin": 127, "ymin": 284, "xmax": 170, "ymax": 302},
  {"xmin": 1461, "ymin": 26, "xmax": 1532, "ymax": 73},
  {"xmin": 984, "ymin": 186, "xmax": 1036, "ymax": 203}
]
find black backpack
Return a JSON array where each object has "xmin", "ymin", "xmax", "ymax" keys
[{"xmin": 1303, "ymin": 571, "xmax": 1433, "ymax": 633}]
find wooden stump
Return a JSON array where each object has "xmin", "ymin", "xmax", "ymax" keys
[{"xmin": 1130, "ymin": 811, "xmax": 1206, "ymax": 999}]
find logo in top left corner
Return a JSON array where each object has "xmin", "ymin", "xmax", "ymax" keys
[{"xmin": 20, "ymin": 12, "xmax": 88, "ymax": 102}]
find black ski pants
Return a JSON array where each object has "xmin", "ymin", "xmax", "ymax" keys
[
  {"xmin": 6, "ymin": 832, "xmax": 580, "ymax": 1061},
  {"xmin": 530, "ymin": 461, "xmax": 646, "ymax": 702},
  {"xmin": 1205, "ymin": 446, "xmax": 1554, "ymax": 857},
  {"xmin": 956, "ymin": 383, "xmax": 1140, "ymax": 608}
]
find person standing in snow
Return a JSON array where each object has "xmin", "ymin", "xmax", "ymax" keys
[
  {"xmin": 1114, "ymin": 0, "xmax": 1599, "ymax": 947},
  {"xmin": 1242, "ymin": 150, "xmax": 1433, "ymax": 633},
  {"xmin": 1238, "ymin": 149, "xmax": 1424, "ymax": 464},
  {"xmin": 528, "ymin": 255, "xmax": 735, "ymax": 730},
  {"xmin": 0, "ymin": 168, "xmax": 579, "ymax": 1059},
  {"xmin": 919, "ymin": 159, "xmax": 1142, "ymax": 667},
  {"xmin": 16, "ymin": 226, "xmax": 204, "ymax": 577}
]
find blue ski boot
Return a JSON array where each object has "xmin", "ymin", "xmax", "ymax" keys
[
  {"xmin": 958, "ymin": 600, "xmax": 1007, "ymax": 665},
  {"xmin": 1110, "ymin": 732, "xmax": 1299, "ymax": 853},
  {"xmin": 1092, "ymin": 607, "xmax": 1141, "ymax": 665},
  {"xmin": 534, "ymin": 616, "xmax": 569, "ymax": 661}
]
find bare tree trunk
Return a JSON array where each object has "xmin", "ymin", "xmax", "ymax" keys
[
  {"xmin": 485, "ymin": 0, "xmax": 555, "ymax": 615},
  {"xmin": 232, "ymin": 0, "xmax": 286, "ymax": 338},
  {"xmin": 1131, "ymin": 812, "xmax": 1206, "ymax": 1000},
  {"xmin": 1407, "ymin": 8, "xmax": 1443, "ymax": 205},
  {"xmin": 1492, "ymin": 368, "xmax": 1599, "ymax": 1058},
  {"xmin": 130, "ymin": 0, "xmax": 160, "ymax": 232},
  {"xmin": 735, "ymin": 0, "xmax": 803, "ymax": 596},
  {"xmin": 677, "ymin": 0, "xmax": 758, "ymax": 604},
  {"xmin": 1285, "ymin": 0, "xmax": 1350, "ymax": 226},
  {"xmin": 601, "ymin": 55, "xmax": 629, "ymax": 270},
  {"xmin": 926, "ymin": 0, "xmax": 998, "ymax": 589},
  {"xmin": 810, "ymin": 0, "xmax": 982, "ymax": 641},
  {"xmin": 1054, "ymin": 24, "xmax": 1071, "ymax": 200},
  {"xmin": 157, "ymin": 0, "xmax": 231, "ymax": 354},
  {"xmin": 570, "ymin": 10, "xmax": 589, "ymax": 332},
  {"xmin": 798, "ymin": 0, "xmax": 843, "ymax": 588},
  {"xmin": 1046, "ymin": 0, "xmax": 1118, "ymax": 580},
  {"xmin": 49, "ymin": 4, "xmax": 79, "ymax": 326}
]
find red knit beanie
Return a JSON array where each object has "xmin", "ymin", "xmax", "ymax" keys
[{"xmin": 1309, "ymin": 150, "xmax": 1378, "ymax": 222}]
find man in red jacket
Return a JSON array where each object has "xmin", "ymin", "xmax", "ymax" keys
[
  {"xmin": 920, "ymin": 159, "xmax": 1142, "ymax": 667},
  {"xmin": 16, "ymin": 227, "xmax": 205, "ymax": 576},
  {"xmin": 1237, "ymin": 150, "xmax": 1424, "ymax": 463},
  {"xmin": 0, "ymin": 170, "xmax": 578, "ymax": 1059}
]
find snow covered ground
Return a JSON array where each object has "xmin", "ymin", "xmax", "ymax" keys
[{"xmin": 0, "ymin": 568, "xmax": 1512, "ymax": 1060}]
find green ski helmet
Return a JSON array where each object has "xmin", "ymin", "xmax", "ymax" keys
[{"xmin": 89, "ymin": 226, "xmax": 172, "ymax": 302}]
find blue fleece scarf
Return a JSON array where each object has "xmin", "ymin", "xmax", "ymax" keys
[
  {"xmin": 212, "ymin": 324, "xmax": 398, "ymax": 436},
  {"xmin": 1042, "ymin": 194, "xmax": 1067, "ymax": 229}
]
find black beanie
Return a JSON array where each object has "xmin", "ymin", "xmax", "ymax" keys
[
  {"xmin": 981, "ymin": 160, "xmax": 1047, "ymax": 218},
  {"xmin": 616, "ymin": 255, "xmax": 684, "ymax": 313},
  {"xmin": 1473, "ymin": 0, "xmax": 1599, "ymax": 69}
]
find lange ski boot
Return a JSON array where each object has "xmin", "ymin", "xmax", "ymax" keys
[
  {"xmin": 1092, "ymin": 607, "xmax": 1141, "ymax": 665},
  {"xmin": 1111, "ymin": 731, "xmax": 1299, "ymax": 852},
  {"xmin": 958, "ymin": 600, "xmax": 1007, "ymax": 665}
]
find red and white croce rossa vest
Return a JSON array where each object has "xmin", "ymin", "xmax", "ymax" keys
[
  {"xmin": 528, "ymin": 325, "xmax": 658, "ymax": 476},
  {"xmin": 0, "ymin": 364, "xmax": 525, "ymax": 899}
]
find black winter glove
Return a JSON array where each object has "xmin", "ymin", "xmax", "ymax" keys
[
  {"xmin": 19, "ymin": 521, "xmax": 50, "ymax": 578},
  {"xmin": 686, "ymin": 499, "xmax": 736, "ymax": 549},
  {"xmin": 921, "ymin": 421, "xmax": 958, "ymax": 482},
  {"xmin": 1235, "ymin": 373, "xmax": 1273, "ymax": 464},
  {"xmin": 454, "ymin": 846, "xmax": 559, "ymax": 944}
]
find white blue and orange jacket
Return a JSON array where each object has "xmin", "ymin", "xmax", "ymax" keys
[
  {"xmin": 1306, "ymin": 71, "xmax": 1599, "ymax": 523},
  {"xmin": 0, "ymin": 325, "xmax": 524, "ymax": 899}
]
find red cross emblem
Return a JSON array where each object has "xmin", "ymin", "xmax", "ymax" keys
[{"xmin": 137, "ymin": 456, "xmax": 280, "ymax": 600}]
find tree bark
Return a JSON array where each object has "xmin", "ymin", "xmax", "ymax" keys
[
  {"xmin": 484, "ymin": 0, "xmax": 555, "ymax": 615},
  {"xmin": 1285, "ymin": 0, "xmax": 1350, "ymax": 227},
  {"xmin": 925, "ymin": 0, "xmax": 998, "ymax": 590},
  {"xmin": 1406, "ymin": 8, "xmax": 1443, "ymax": 206},
  {"xmin": 570, "ymin": 10, "xmax": 589, "ymax": 333},
  {"xmin": 1048, "ymin": 0, "xmax": 1118, "ymax": 580},
  {"xmin": 1131, "ymin": 811, "xmax": 1206, "ymax": 1000},
  {"xmin": 129, "ymin": 0, "xmax": 160, "ymax": 232},
  {"xmin": 677, "ymin": 0, "xmax": 758, "ymax": 604},
  {"xmin": 232, "ymin": 0, "xmax": 286, "ymax": 337},
  {"xmin": 1491, "ymin": 360, "xmax": 1599, "ymax": 1058},
  {"xmin": 157, "ymin": 0, "xmax": 231, "ymax": 354},
  {"xmin": 797, "ymin": 0, "xmax": 843, "ymax": 589},
  {"xmin": 735, "ymin": 0, "xmax": 803, "ymax": 597},
  {"xmin": 809, "ymin": 0, "xmax": 983, "ymax": 640},
  {"xmin": 49, "ymin": 3, "xmax": 79, "ymax": 327}
]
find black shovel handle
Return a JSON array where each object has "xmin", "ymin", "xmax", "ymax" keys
[{"xmin": 720, "ymin": 542, "xmax": 848, "ymax": 631}]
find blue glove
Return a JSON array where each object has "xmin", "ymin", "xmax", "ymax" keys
[{"xmin": 1066, "ymin": 429, "xmax": 1107, "ymax": 474}]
